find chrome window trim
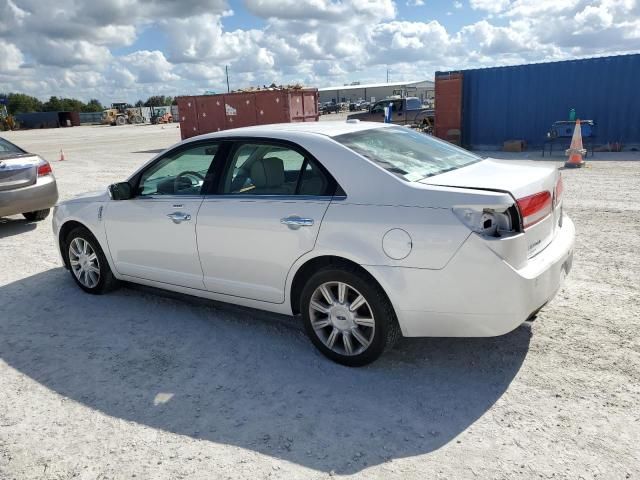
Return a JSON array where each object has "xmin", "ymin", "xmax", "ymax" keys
[{"xmin": 201, "ymin": 194, "xmax": 334, "ymax": 201}]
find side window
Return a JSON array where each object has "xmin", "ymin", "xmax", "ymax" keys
[
  {"xmin": 392, "ymin": 100, "xmax": 403, "ymax": 112},
  {"xmin": 406, "ymin": 98, "xmax": 422, "ymax": 110},
  {"xmin": 371, "ymin": 102, "xmax": 384, "ymax": 114},
  {"xmin": 138, "ymin": 143, "xmax": 218, "ymax": 196},
  {"xmin": 223, "ymin": 142, "xmax": 330, "ymax": 196}
]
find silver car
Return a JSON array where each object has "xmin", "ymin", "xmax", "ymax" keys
[{"xmin": 0, "ymin": 136, "xmax": 58, "ymax": 221}]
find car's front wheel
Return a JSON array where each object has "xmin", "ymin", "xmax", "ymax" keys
[
  {"xmin": 22, "ymin": 209, "xmax": 50, "ymax": 221},
  {"xmin": 65, "ymin": 226, "xmax": 119, "ymax": 294},
  {"xmin": 300, "ymin": 266, "xmax": 400, "ymax": 366}
]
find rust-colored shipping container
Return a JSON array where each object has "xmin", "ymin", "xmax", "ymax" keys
[
  {"xmin": 176, "ymin": 89, "xmax": 319, "ymax": 140},
  {"xmin": 434, "ymin": 73, "xmax": 463, "ymax": 145}
]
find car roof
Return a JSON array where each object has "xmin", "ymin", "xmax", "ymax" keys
[{"xmin": 189, "ymin": 121, "xmax": 390, "ymax": 141}]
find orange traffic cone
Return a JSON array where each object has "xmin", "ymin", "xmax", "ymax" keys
[
  {"xmin": 59, "ymin": 149, "xmax": 65, "ymax": 161},
  {"xmin": 564, "ymin": 119, "xmax": 586, "ymax": 168}
]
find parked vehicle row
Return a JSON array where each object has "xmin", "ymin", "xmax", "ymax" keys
[
  {"xmin": 51, "ymin": 121, "xmax": 574, "ymax": 366},
  {"xmin": 347, "ymin": 96, "xmax": 434, "ymax": 129}
]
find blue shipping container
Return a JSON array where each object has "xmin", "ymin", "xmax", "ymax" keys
[{"xmin": 438, "ymin": 54, "xmax": 640, "ymax": 149}]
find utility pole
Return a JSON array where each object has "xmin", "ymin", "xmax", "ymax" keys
[
  {"xmin": 225, "ymin": 65, "xmax": 230, "ymax": 93},
  {"xmin": 386, "ymin": 67, "xmax": 389, "ymax": 83}
]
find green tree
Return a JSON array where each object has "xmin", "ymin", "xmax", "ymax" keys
[
  {"xmin": 144, "ymin": 95, "xmax": 173, "ymax": 107},
  {"xmin": 83, "ymin": 99, "xmax": 104, "ymax": 112},
  {"xmin": 1, "ymin": 93, "xmax": 43, "ymax": 114}
]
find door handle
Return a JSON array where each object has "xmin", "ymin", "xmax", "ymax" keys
[
  {"xmin": 281, "ymin": 215, "xmax": 314, "ymax": 229},
  {"xmin": 167, "ymin": 212, "xmax": 192, "ymax": 224}
]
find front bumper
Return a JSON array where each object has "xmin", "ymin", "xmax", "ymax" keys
[
  {"xmin": 0, "ymin": 176, "xmax": 58, "ymax": 217},
  {"xmin": 366, "ymin": 215, "xmax": 575, "ymax": 337}
]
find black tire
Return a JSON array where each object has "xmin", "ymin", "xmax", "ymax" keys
[
  {"xmin": 64, "ymin": 226, "xmax": 119, "ymax": 294},
  {"xmin": 22, "ymin": 209, "xmax": 50, "ymax": 221},
  {"xmin": 300, "ymin": 265, "xmax": 401, "ymax": 367},
  {"xmin": 115, "ymin": 116, "xmax": 126, "ymax": 126}
]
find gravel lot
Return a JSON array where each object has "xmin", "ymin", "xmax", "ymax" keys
[{"xmin": 1, "ymin": 124, "xmax": 639, "ymax": 479}]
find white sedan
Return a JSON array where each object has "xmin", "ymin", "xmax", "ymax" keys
[{"xmin": 53, "ymin": 121, "xmax": 574, "ymax": 366}]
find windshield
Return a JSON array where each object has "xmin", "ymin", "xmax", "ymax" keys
[
  {"xmin": 334, "ymin": 126, "xmax": 481, "ymax": 181},
  {"xmin": 0, "ymin": 137, "xmax": 25, "ymax": 155}
]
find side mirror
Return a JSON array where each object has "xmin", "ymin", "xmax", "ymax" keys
[{"xmin": 108, "ymin": 182, "xmax": 133, "ymax": 200}]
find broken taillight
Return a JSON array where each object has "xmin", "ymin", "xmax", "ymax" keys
[
  {"xmin": 517, "ymin": 191, "xmax": 552, "ymax": 229},
  {"xmin": 554, "ymin": 176, "xmax": 563, "ymax": 206}
]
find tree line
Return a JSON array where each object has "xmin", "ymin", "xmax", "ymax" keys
[{"xmin": 0, "ymin": 93, "xmax": 178, "ymax": 115}]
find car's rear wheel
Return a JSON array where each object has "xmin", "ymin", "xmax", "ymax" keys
[
  {"xmin": 22, "ymin": 209, "xmax": 50, "ymax": 221},
  {"xmin": 65, "ymin": 226, "xmax": 119, "ymax": 294},
  {"xmin": 300, "ymin": 266, "xmax": 400, "ymax": 366}
]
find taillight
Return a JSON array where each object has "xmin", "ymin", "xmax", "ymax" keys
[
  {"xmin": 517, "ymin": 191, "xmax": 552, "ymax": 229},
  {"xmin": 554, "ymin": 176, "xmax": 563, "ymax": 206},
  {"xmin": 37, "ymin": 160, "xmax": 52, "ymax": 176}
]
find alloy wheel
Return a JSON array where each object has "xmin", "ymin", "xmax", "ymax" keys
[
  {"xmin": 69, "ymin": 237, "xmax": 101, "ymax": 289},
  {"xmin": 309, "ymin": 281, "xmax": 375, "ymax": 356}
]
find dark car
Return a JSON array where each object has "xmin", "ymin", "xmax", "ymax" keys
[
  {"xmin": 322, "ymin": 103, "xmax": 341, "ymax": 114},
  {"xmin": 347, "ymin": 97, "xmax": 434, "ymax": 128}
]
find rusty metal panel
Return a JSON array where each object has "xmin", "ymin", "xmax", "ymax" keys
[
  {"xmin": 195, "ymin": 95, "xmax": 226, "ymax": 134},
  {"xmin": 434, "ymin": 73, "xmax": 463, "ymax": 143},
  {"xmin": 301, "ymin": 91, "xmax": 319, "ymax": 122},
  {"xmin": 176, "ymin": 96, "xmax": 199, "ymax": 139},
  {"xmin": 288, "ymin": 92, "xmax": 305, "ymax": 120},
  {"xmin": 255, "ymin": 91, "xmax": 288, "ymax": 125},
  {"xmin": 223, "ymin": 93, "xmax": 257, "ymax": 129}
]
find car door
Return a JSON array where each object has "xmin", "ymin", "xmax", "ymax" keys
[
  {"xmin": 196, "ymin": 139, "xmax": 336, "ymax": 303},
  {"xmin": 104, "ymin": 141, "xmax": 221, "ymax": 289},
  {"xmin": 390, "ymin": 99, "xmax": 406, "ymax": 124},
  {"xmin": 368, "ymin": 101, "xmax": 386, "ymax": 121}
]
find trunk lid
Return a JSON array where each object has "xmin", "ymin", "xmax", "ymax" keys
[
  {"xmin": 0, "ymin": 154, "xmax": 39, "ymax": 192},
  {"xmin": 422, "ymin": 159, "xmax": 562, "ymax": 258}
]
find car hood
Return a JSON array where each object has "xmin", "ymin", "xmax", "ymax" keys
[
  {"xmin": 420, "ymin": 158, "xmax": 557, "ymax": 199},
  {"xmin": 59, "ymin": 189, "xmax": 109, "ymax": 205}
]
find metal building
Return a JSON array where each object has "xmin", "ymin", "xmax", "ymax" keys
[
  {"xmin": 318, "ymin": 80, "xmax": 434, "ymax": 105},
  {"xmin": 436, "ymin": 54, "xmax": 640, "ymax": 149}
]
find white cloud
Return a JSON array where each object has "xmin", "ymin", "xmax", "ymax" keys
[
  {"xmin": 407, "ymin": 0, "xmax": 426, "ymax": 6},
  {"xmin": 469, "ymin": 0, "xmax": 511, "ymax": 13},
  {"xmin": 0, "ymin": 42, "xmax": 24, "ymax": 71},
  {"xmin": 121, "ymin": 50, "xmax": 179, "ymax": 83},
  {"xmin": 0, "ymin": 0, "xmax": 638, "ymax": 103}
]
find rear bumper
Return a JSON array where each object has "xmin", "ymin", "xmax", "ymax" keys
[
  {"xmin": 366, "ymin": 215, "xmax": 575, "ymax": 337},
  {"xmin": 0, "ymin": 176, "xmax": 58, "ymax": 217}
]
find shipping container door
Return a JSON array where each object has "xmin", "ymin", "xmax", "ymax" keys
[
  {"xmin": 177, "ymin": 97, "xmax": 199, "ymax": 139},
  {"xmin": 224, "ymin": 93, "xmax": 257, "ymax": 129},
  {"xmin": 288, "ymin": 92, "xmax": 305, "ymax": 122},
  {"xmin": 196, "ymin": 95, "xmax": 226, "ymax": 134},
  {"xmin": 302, "ymin": 91, "xmax": 319, "ymax": 122},
  {"xmin": 255, "ymin": 91, "xmax": 288, "ymax": 125},
  {"xmin": 435, "ymin": 73, "xmax": 463, "ymax": 144}
]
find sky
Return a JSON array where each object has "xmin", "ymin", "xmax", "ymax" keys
[{"xmin": 0, "ymin": 0, "xmax": 639, "ymax": 104}]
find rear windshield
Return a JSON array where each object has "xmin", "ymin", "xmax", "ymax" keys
[
  {"xmin": 334, "ymin": 126, "xmax": 481, "ymax": 181},
  {"xmin": 0, "ymin": 137, "xmax": 25, "ymax": 155}
]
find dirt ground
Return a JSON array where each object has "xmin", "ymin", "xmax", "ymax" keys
[{"xmin": 1, "ymin": 124, "xmax": 639, "ymax": 479}]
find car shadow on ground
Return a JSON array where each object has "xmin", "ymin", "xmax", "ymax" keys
[
  {"xmin": 0, "ymin": 217, "xmax": 38, "ymax": 238},
  {"xmin": 0, "ymin": 268, "xmax": 532, "ymax": 474}
]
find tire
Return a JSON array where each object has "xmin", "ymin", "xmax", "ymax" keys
[
  {"xmin": 115, "ymin": 116, "xmax": 126, "ymax": 126},
  {"xmin": 64, "ymin": 226, "xmax": 119, "ymax": 294},
  {"xmin": 22, "ymin": 209, "xmax": 50, "ymax": 221},
  {"xmin": 300, "ymin": 266, "xmax": 401, "ymax": 366}
]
